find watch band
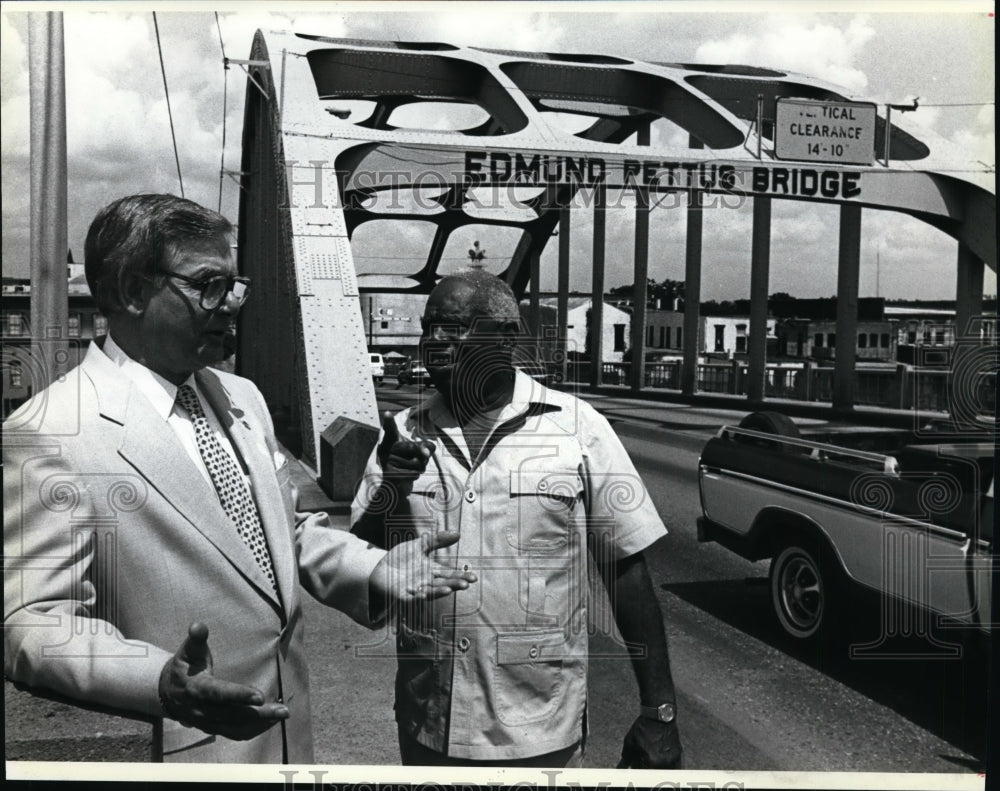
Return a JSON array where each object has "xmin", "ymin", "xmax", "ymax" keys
[{"xmin": 640, "ymin": 702, "xmax": 676, "ymax": 723}]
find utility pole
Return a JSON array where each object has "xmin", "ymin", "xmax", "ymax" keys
[{"xmin": 28, "ymin": 12, "xmax": 69, "ymax": 388}]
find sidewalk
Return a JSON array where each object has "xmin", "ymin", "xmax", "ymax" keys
[{"xmin": 4, "ymin": 681, "xmax": 153, "ymax": 762}]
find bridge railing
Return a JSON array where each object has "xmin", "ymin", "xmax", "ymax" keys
[{"xmin": 568, "ymin": 360, "xmax": 995, "ymax": 416}]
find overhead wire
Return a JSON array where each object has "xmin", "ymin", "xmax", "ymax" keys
[
  {"xmin": 916, "ymin": 102, "xmax": 994, "ymax": 108},
  {"xmin": 152, "ymin": 12, "xmax": 184, "ymax": 198},
  {"xmin": 215, "ymin": 12, "xmax": 228, "ymax": 213}
]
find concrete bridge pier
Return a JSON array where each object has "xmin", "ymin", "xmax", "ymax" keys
[
  {"xmin": 681, "ymin": 190, "xmax": 704, "ymax": 395},
  {"xmin": 630, "ymin": 186, "xmax": 650, "ymax": 392},
  {"xmin": 952, "ymin": 244, "xmax": 988, "ymax": 423},
  {"xmin": 747, "ymin": 196, "xmax": 772, "ymax": 403},
  {"xmin": 955, "ymin": 244, "xmax": 985, "ymax": 340},
  {"xmin": 833, "ymin": 203, "xmax": 863, "ymax": 412},
  {"xmin": 557, "ymin": 207, "xmax": 571, "ymax": 384},
  {"xmin": 589, "ymin": 182, "xmax": 607, "ymax": 388}
]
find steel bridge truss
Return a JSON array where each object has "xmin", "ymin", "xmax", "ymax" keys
[{"xmin": 237, "ymin": 31, "xmax": 995, "ymax": 465}]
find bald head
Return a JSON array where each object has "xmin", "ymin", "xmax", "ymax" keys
[
  {"xmin": 421, "ymin": 270, "xmax": 522, "ymax": 402},
  {"xmin": 426, "ymin": 270, "xmax": 520, "ymax": 329}
]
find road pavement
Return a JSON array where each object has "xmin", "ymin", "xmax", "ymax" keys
[{"xmin": 5, "ymin": 386, "xmax": 990, "ymax": 777}]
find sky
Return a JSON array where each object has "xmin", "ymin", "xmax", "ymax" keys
[{"xmin": 1, "ymin": 1, "xmax": 995, "ymax": 301}]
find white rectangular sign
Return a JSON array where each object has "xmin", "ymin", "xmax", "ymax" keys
[{"xmin": 774, "ymin": 99, "xmax": 877, "ymax": 166}]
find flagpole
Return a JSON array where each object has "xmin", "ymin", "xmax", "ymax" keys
[{"xmin": 28, "ymin": 11, "xmax": 69, "ymax": 388}]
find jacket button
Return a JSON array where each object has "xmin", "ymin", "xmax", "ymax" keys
[
  {"xmin": 528, "ymin": 646, "xmax": 538, "ymax": 659},
  {"xmin": 537, "ymin": 480, "xmax": 548, "ymax": 491},
  {"xmin": 464, "ymin": 490, "xmax": 476, "ymax": 503},
  {"xmin": 458, "ymin": 636, "xmax": 471, "ymax": 652}
]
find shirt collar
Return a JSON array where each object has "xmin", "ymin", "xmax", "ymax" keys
[
  {"xmin": 507, "ymin": 368, "xmax": 547, "ymax": 415},
  {"xmin": 101, "ymin": 333, "xmax": 198, "ymax": 420},
  {"xmin": 418, "ymin": 368, "xmax": 552, "ymax": 429}
]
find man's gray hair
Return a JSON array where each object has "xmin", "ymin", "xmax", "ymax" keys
[{"xmin": 84, "ymin": 193, "xmax": 233, "ymax": 314}]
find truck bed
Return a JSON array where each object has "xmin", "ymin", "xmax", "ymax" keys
[{"xmin": 696, "ymin": 417, "xmax": 994, "ymax": 636}]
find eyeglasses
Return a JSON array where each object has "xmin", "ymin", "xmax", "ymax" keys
[
  {"xmin": 421, "ymin": 318, "xmax": 520, "ymax": 342},
  {"xmin": 421, "ymin": 320, "xmax": 475, "ymax": 343},
  {"xmin": 159, "ymin": 271, "xmax": 252, "ymax": 311}
]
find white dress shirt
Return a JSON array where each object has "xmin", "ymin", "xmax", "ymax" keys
[{"xmin": 101, "ymin": 334, "xmax": 251, "ymax": 490}]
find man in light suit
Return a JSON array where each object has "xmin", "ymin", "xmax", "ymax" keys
[{"xmin": 3, "ymin": 194, "xmax": 475, "ymax": 763}]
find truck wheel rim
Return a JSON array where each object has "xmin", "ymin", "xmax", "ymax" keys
[{"xmin": 779, "ymin": 554, "xmax": 823, "ymax": 632}]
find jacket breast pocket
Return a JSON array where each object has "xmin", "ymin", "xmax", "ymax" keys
[
  {"xmin": 493, "ymin": 629, "xmax": 568, "ymax": 726},
  {"xmin": 507, "ymin": 469, "xmax": 582, "ymax": 551}
]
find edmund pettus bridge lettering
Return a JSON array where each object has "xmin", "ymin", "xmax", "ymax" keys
[{"xmin": 462, "ymin": 151, "xmax": 864, "ymax": 201}]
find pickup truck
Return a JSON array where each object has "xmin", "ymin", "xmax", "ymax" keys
[{"xmin": 697, "ymin": 412, "xmax": 994, "ymax": 643}]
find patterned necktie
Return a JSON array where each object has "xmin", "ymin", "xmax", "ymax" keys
[{"xmin": 175, "ymin": 383, "xmax": 278, "ymax": 594}]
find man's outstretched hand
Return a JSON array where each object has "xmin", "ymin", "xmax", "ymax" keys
[
  {"xmin": 617, "ymin": 716, "xmax": 683, "ymax": 769},
  {"xmin": 158, "ymin": 622, "xmax": 289, "ymax": 740},
  {"xmin": 372, "ymin": 530, "xmax": 477, "ymax": 603}
]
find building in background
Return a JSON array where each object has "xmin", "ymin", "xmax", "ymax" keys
[
  {"xmin": 5, "ymin": 264, "xmax": 992, "ymax": 416},
  {"xmin": 2, "ymin": 269, "xmax": 104, "ymax": 418},
  {"xmin": 777, "ymin": 317, "xmax": 897, "ymax": 362},
  {"xmin": 524, "ymin": 296, "xmax": 632, "ymax": 365},
  {"xmin": 772, "ymin": 298, "xmax": 996, "ymax": 366},
  {"xmin": 888, "ymin": 305, "xmax": 967, "ymax": 366},
  {"xmin": 645, "ymin": 310, "xmax": 778, "ymax": 360},
  {"xmin": 358, "ymin": 293, "xmax": 426, "ymax": 376}
]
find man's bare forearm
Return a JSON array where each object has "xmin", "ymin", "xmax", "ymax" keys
[{"xmin": 600, "ymin": 552, "xmax": 677, "ymax": 706}]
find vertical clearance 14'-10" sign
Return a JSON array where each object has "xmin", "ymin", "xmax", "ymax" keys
[{"xmin": 775, "ymin": 98, "xmax": 877, "ymax": 166}]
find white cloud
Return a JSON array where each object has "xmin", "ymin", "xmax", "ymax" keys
[
  {"xmin": 0, "ymin": 13, "xmax": 27, "ymax": 96},
  {"xmin": 0, "ymin": 90, "xmax": 28, "ymax": 160},
  {"xmin": 953, "ymin": 104, "xmax": 996, "ymax": 168},
  {"xmin": 426, "ymin": 10, "xmax": 567, "ymax": 53},
  {"xmin": 64, "ymin": 12, "xmax": 152, "ymax": 87},
  {"xmin": 219, "ymin": 11, "xmax": 350, "ymax": 55},
  {"xmin": 695, "ymin": 14, "xmax": 875, "ymax": 93},
  {"xmin": 1, "ymin": 15, "xmax": 29, "ymax": 162}
]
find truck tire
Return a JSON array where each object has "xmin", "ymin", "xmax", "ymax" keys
[
  {"xmin": 739, "ymin": 411, "xmax": 800, "ymax": 438},
  {"xmin": 769, "ymin": 540, "xmax": 842, "ymax": 641}
]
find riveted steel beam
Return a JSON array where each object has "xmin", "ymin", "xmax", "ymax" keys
[{"xmin": 238, "ymin": 31, "xmax": 995, "ymax": 463}]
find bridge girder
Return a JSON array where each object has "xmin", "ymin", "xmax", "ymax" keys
[{"xmin": 237, "ymin": 30, "xmax": 995, "ymax": 464}]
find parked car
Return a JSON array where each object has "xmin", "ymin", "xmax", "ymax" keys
[
  {"xmin": 397, "ymin": 360, "xmax": 432, "ymax": 387},
  {"xmin": 369, "ymin": 353, "xmax": 385, "ymax": 384},
  {"xmin": 697, "ymin": 411, "xmax": 993, "ymax": 644}
]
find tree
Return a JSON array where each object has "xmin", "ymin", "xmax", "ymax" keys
[{"xmin": 609, "ymin": 277, "xmax": 685, "ymax": 308}]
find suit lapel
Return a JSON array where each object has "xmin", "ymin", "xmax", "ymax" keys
[
  {"xmin": 197, "ymin": 369, "xmax": 295, "ymax": 612},
  {"xmin": 82, "ymin": 345, "xmax": 282, "ymax": 609}
]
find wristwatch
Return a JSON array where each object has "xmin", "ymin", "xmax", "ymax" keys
[{"xmin": 640, "ymin": 702, "xmax": 676, "ymax": 723}]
